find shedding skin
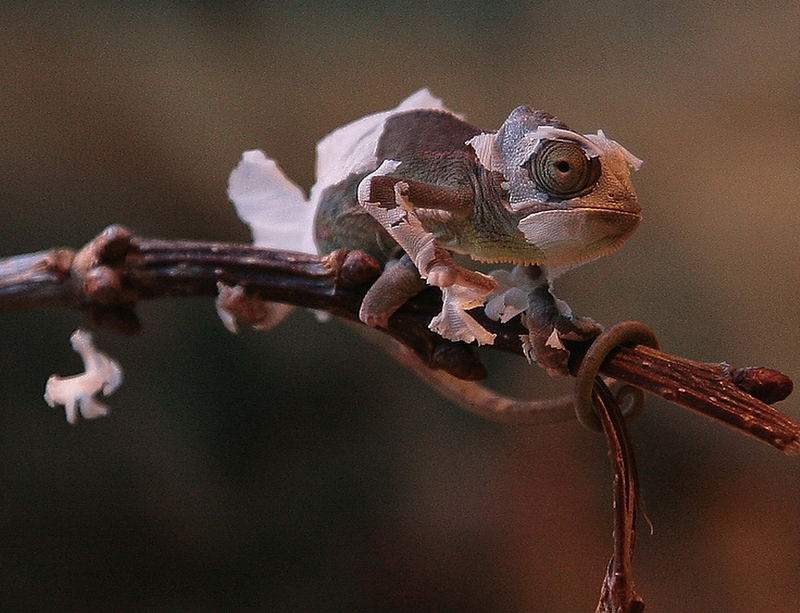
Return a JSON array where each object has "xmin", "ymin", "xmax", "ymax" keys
[
  {"xmin": 228, "ymin": 90, "xmax": 644, "ymax": 423},
  {"xmin": 360, "ymin": 175, "xmax": 496, "ymax": 288},
  {"xmin": 345, "ymin": 104, "xmax": 641, "ymax": 364},
  {"xmin": 358, "ymin": 170, "xmax": 498, "ymax": 344}
]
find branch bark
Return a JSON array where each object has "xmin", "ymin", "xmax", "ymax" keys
[{"xmin": 1, "ymin": 225, "xmax": 797, "ymax": 453}]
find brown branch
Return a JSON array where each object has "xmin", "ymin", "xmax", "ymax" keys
[
  {"xmin": 1, "ymin": 225, "xmax": 797, "ymax": 453},
  {"xmin": 593, "ymin": 378, "xmax": 645, "ymax": 613}
]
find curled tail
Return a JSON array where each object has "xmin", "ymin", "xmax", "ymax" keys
[
  {"xmin": 355, "ymin": 321, "xmax": 658, "ymax": 428},
  {"xmin": 354, "ymin": 324, "xmax": 576, "ymax": 425}
]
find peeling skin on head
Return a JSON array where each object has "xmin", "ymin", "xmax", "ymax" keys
[
  {"xmin": 469, "ymin": 121, "xmax": 643, "ymax": 222},
  {"xmin": 516, "ymin": 208, "xmax": 641, "ymax": 268},
  {"xmin": 587, "ymin": 130, "xmax": 643, "ymax": 171},
  {"xmin": 468, "ymin": 127, "xmax": 614, "ymax": 174},
  {"xmin": 525, "ymin": 127, "xmax": 606, "ymax": 158}
]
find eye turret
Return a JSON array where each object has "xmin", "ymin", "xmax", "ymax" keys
[{"xmin": 525, "ymin": 140, "xmax": 601, "ymax": 199}]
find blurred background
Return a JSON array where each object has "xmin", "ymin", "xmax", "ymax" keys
[{"xmin": 1, "ymin": 1, "xmax": 798, "ymax": 611}]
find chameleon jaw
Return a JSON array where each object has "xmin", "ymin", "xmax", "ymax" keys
[{"xmin": 516, "ymin": 208, "xmax": 641, "ymax": 268}]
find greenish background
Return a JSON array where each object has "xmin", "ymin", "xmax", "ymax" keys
[{"xmin": 1, "ymin": 1, "xmax": 798, "ymax": 611}]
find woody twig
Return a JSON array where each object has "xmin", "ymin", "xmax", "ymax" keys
[{"xmin": 0, "ymin": 225, "xmax": 796, "ymax": 453}]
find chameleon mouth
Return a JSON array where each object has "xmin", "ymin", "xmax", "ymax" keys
[{"xmin": 470, "ymin": 255, "xmax": 545, "ymax": 266}]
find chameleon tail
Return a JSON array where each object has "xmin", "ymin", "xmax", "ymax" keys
[
  {"xmin": 408, "ymin": 356, "xmax": 577, "ymax": 425},
  {"xmin": 355, "ymin": 324, "xmax": 576, "ymax": 425},
  {"xmin": 407, "ymin": 321, "xmax": 657, "ymax": 428}
]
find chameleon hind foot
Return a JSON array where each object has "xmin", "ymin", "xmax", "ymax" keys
[{"xmin": 216, "ymin": 283, "xmax": 294, "ymax": 333}]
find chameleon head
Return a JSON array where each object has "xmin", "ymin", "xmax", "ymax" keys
[{"xmin": 481, "ymin": 106, "xmax": 643, "ymax": 268}]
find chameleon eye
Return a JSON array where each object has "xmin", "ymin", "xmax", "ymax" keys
[{"xmin": 527, "ymin": 140, "xmax": 601, "ymax": 198}]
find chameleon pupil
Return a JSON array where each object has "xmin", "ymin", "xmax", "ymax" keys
[{"xmin": 556, "ymin": 160, "xmax": 571, "ymax": 173}]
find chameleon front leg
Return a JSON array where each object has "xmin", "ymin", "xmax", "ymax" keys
[
  {"xmin": 518, "ymin": 265, "xmax": 602, "ymax": 375},
  {"xmin": 358, "ymin": 164, "xmax": 496, "ymax": 294},
  {"xmin": 359, "ymin": 254, "xmax": 426, "ymax": 328},
  {"xmin": 357, "ymin": 163, "xmax": 496, "ymax": 328}
]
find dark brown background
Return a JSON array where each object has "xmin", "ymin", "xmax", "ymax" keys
[{"xmin": 1, "ymin": 2, "xmax": 798, "ymax": 611}]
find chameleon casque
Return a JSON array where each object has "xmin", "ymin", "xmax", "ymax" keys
[{"xmin": 226, "ymin": 89, "xmax": 642, "ymax": 422}]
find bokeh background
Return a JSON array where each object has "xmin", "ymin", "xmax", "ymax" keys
[{"xmin": 1, "ymin": 2, "xmax": 798, "ymax": 611}]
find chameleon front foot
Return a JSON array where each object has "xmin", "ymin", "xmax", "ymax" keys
[
  {"xmin": 522, "ymin": 316, "xmax": 602, "ymax": 376},
  {"xmin": 521, "ymin": 289, "xmax": 602, "ymax": 376}
]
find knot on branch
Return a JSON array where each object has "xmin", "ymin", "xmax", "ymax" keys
[
  {"xmin": 71, "ymin": 224, "xmax": 140, "ymax": 334},
  {"xmin": 731, "ymin": 366, "xmax": 794, "ymax": 405}
]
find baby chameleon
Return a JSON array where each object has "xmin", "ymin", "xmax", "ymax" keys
[{"xmin": 227, "ymin": 90, "xmax": 642, "ymax": 421}]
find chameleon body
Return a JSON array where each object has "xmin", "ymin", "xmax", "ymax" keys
[
  {"xmin": 315, "ymin": 104, "xmax": 639, "ymax": 267},
  {"xmin": 227, "ymin": 90, "xmax": 643, "ymax": 418}
]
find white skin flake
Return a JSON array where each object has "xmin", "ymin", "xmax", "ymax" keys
[
  {"xmin": 227, "ymin": 150, "xmax": 316, "ymax": 254},
  {"xmin": 312, "ymin": 88, "xmax": 446, "ymax": 203},
  {"xmin": 44, "ymin": 329, "xmax": 123, "ymax": 424},
  {"xmin": 484, "ymin": 268, "xmax": 535, "ymax": 324},
  {"xmin": 430, "ymin": 284, "xmax": 497, "ymax": 346}
]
